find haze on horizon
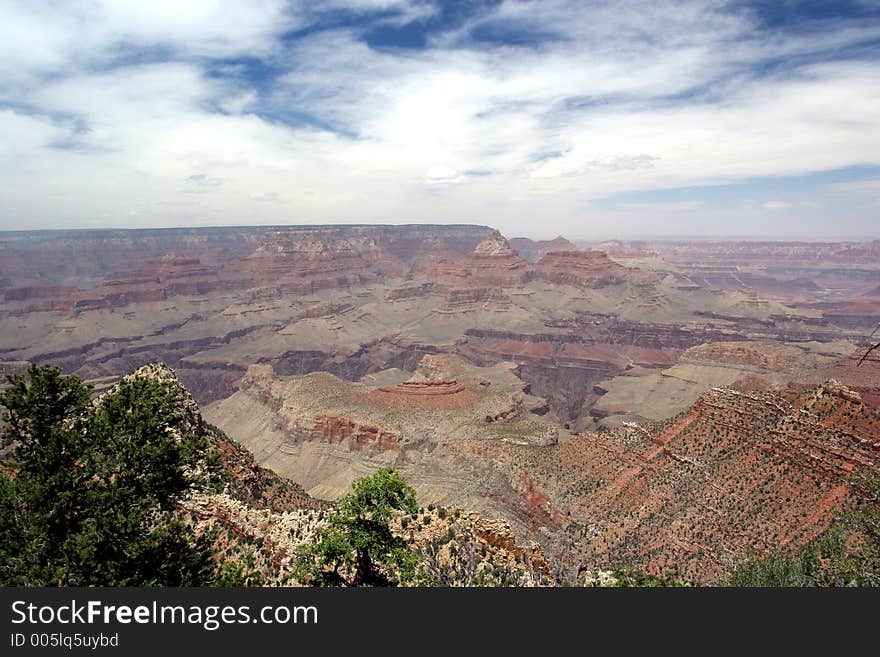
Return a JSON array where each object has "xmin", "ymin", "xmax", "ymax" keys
[{"xmin": 1, "ymin": 1, "xmax": 879, "ymax": 239}]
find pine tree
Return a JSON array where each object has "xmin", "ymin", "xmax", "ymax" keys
[
  {"xmin": 0, "ymin": 364, "xmax": 218, "ymax": 586},
  {"xmin": 295, "ymin": 468, "xmax": 418, "ymax": 586}
]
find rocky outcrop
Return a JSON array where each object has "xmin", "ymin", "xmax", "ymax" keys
[
  {"xmin": 182, "ymin": 493, "xmax": 328, "ymax": 577},
  {"xmin": 386, "ymin": 283, "xmax": 433, "ymax": 301},
  {"xmin": 222, "ymin": 232, "xmax": 391, "ymax": 296},
  {"xmin": 508, "ymin": 236, "xmax": 576, "ymax": 261},
  {"xmin": 427, "ymin": 231, "xmax": 532, "ymax": 289},
  {"xmin": 184, "ymin": 494, "xmax": 551, "ymax": 585},
  {"xmin": 378, "ymin": 380, "xmax": 465, "ymax": 395},
  {"xmin": 438, "ymin": 287, "xmax": 511, "ymax": 312},
  {"xmin": 535, "ymin": 250, "xmax": 639, "ymax": 288},
  {"xmin": 213, "ymin": 359, "xmax": 880, "ymax": 584},
  {"xmin": 396, "ymin": 507, "xmax": 552, "ymax": 585},
  {"xmin": 524, "ymin": 380, "xmax": 880, "ymax": 583},
  {"xmin": 472, "ymin": 230, "xmax": 518, "ymax": 257},
  {"xmin": 690, "ymin": 384, "xmax": 879, "ymax": 477},
  {"xmin": 93, "ymin": 362, "xmax": 551, "ymax": 586},
  {"xmin": 367, "ymin": 380, "xmax": 478, "ymax": 411},
  {"xmin": 457, "ymin": 328, "xmax": 679, "ymax": 422},
  {"xmin": 83, "ymin": 344, "xmax": 880, "ymax": 586},
  {"xmin": 297, "ymin": 415, "xmax": 400, "ymax": 450},
  {"xmin": 94, "ymin": 362, "xmax": 204, "ymax": 436}
]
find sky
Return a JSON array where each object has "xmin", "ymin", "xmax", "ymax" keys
[{"xmin": 1, "ymin": 0, "xmax": 879, "ymax": 239}]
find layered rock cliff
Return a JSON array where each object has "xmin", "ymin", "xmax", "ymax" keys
[
  {"xmin": 427, "ymin": 230, "xmax": 532, "ymax": 289},
  {"xmin": 204, "ymin": 355, "xmax": 880, "ymax": 584},
  {"xmin": 535, "ymin": 250, "xmax": 639, "ymax": 288}
]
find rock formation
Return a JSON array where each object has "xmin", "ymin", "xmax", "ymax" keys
[
  {"xmin": 92, "ymin": 362, "xmax": 550, "ymax": 586},
  {"xmin": 2, "ymin": 225, "xmax": 880, "ymax": 584},
  {"xmin": 427, "ymin": 230, "xmax": 532, "ymax": 289},
  {"xmin": 72, "ymin": 254, "xmax": 225, "ymax": 310},
  {"xmin": 508, "ymin": 236, "xmax": 576, "ymax": 261},
  {"xmin": 535, "ymin": 250, "xmax": 633, "ymax": 288},
  {"xmin": 205, "ymin": 353, "xmax": 880, "ymax": 584}
]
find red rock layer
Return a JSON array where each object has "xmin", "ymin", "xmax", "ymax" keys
[
  {"xmin": 72, "ymin": 254, "xmax": 225, "ymax": 309},
  {"xmin": 377, "ymin": 380, "xmax": 465, "ymax": 395},
  {"xmin": 520, "ymin": 381, "xmax": 880, "ymax": 583},
  {"xmin": 426, "ymin": 231, "xmax": 532, "ymax": 289},
  {"xmin": 0, "ymin": 225, "xmax": 490, "ymax": 290},
  {"xmin": 442, "ymin": 287, "xmax": 510, "ymax": 308},
  {"xmin": 458, "ymin": 331, "xmax": 676, "ymax": 369},
  {"xmin": 307, "ymin": 415, "xmax": 399, "ymax": 450},
  {"xmin": 4, "ymin": 284, "xmax": 77, "ymax": 303},
  {"xmin": 223, "ymin": 232, "xmax": 406, "ymax": 295},
  {"xmin": 535, "ymin": 250, "xmax": 633, "ymax": 288},
  {"xmin": 364, "ymin": 380, "xmax": 479, "ymax": 411}
]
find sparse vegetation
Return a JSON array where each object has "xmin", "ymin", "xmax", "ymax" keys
[
  {"xmin": 612, "ymin": 568, "xmax": 692, "ymax": 587},
  {"xmin": 728, "ymin": 472, "xmax": 880, "ymax": 587}
]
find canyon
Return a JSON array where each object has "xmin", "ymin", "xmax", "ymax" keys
[{"xmin": 1, "ymin": 224, "xmax": 878, "ymax": 582}]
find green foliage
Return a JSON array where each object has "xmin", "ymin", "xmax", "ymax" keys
[
  {"xmin": 295, "ymin": 468, "xmax": 419, "ymax": 587},
  {"xmin": 612, "ymin": 567, "xmax": 692, "ymax": 587},
  {"xmin": 0, "ymin": 364, "xmax": 219, "ymax": 586},
  {"xmin": 728, "ymin": 527, "xmax": 851, "ymax": 587},
  {"xmin": 214, "ymin": 554, "xmax": 263, "ymax": 587},
  {"xmin": 728, "ymin": 472, "xmax": 880, "ymax": 587},
  {"xmin": 469, "ymin": 563, "xmax": 533, "ymax": 587}
]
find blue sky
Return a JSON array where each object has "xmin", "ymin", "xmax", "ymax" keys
[{"xmin": 1, "ymin": 0, "xmax": 879, "ymax": 238}]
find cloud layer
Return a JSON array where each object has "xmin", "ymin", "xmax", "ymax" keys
[{"xmin": 1, "ymin": 0, "xmax": 879, "ymax": 237}]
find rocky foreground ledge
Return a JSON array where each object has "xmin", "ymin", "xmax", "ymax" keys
[{"xmin": 116, "ymin": 362, "xmax": 556, "ymax": 586}]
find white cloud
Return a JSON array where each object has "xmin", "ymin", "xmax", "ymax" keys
[
  {"xmin": 220, "ymin": 90, "xmax": 259, "ymax": 116},
  {"xmin": 762, "ymin": 201, "xmax": 792, "ymax": 210},
  {"xmin": 620, "ymin": 201, "xmax": 703, "ymax": 212},
  {"xmin": 249, "ymin": 191, "xmax": 280, "ymax": 201},
  {"xmin": 188, "ymin": 174, "xmax": 223, "ymax": 187},
  {"xmin": 0, "ymin": 1, "xmax": 293, "ymax": 89},
  {"xmin": 1, "ymin": 1, "xmax": 879, "ymax": 237},
  {"xmin": 425, "ymin": 165, "xmax": 462, "ymax": 185}
]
